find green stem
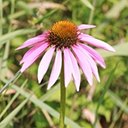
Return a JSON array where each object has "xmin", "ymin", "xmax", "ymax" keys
[
  {"xmin": 88, "ymin": 0, "xmax": 97, "ymax": 24},
  {"xmin": 87, "ymin": 0, "xmax": 97, "ymax": 34},
  {"xmin": 59, "ymin": 55, "xmax": 66, "ymax": 128},
  {"xmin": 0, "ymin": 0, "xmax": 3, "ymax": 35}
]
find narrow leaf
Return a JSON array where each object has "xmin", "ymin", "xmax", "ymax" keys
[
  {"xmin": 106, "ymin": 0, "xmax": 128, "ymax": 18},
  {"xmin": 97, "ymin": 43, "xmax": 128, "ymax": 58},
  {"xmin": 108, "ymin": 90, "xmax": 128, "ymax": 113},
  {"xmin": 11, "ymin": 84, "xmax": 81, "ymax": 128},
  {"xmin": 93, "ymin": 64, "xmax": 118, "ymax": 126},
  {"xmin": 0, "ymin": 99, "xmax": 28, "ymax": 128},
  {"xmin": 80, "ymin": 0, "xmax": 94, "ymax": 10},
  {"xmin": 0, "ymin": 29, "xmax": 37, "ymax": 45}
]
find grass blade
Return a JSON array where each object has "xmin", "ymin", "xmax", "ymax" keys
[
  {"xmin": 80, "ymin": 0, "xmax": 94, "ymax": 10},
  {"xmin": 108, "ymin": 90, "xmax": 128, "ymax": 113},
  {"xmin": 0, "ymin": 99, "xmax": 28, "ymax": 128},
  {"xmin": 0, "ymin": 80, "xmax": 27, "ymax": 119},
  {"xmin": 97, "ymin": 43, "xmax": 128, "ymax": 58},
  {"xmin": 0, "ymin": 71, "xmax": 21, "ymax": 94},
  {"xmin": 11, "ymin": 84, "xmax": 82, "ymax": 128},
  {"xmin": 0, "ymin": 29, "xmax": 37, "ymax": 45},
  {"xmin": 93, "ymin": 63, "xmax": 118, "ymax": 127}
]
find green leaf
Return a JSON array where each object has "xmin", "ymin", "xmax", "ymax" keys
[
  {"xmin": 17, "ymin": 1, "xmax": 32, "ymax": 15},
  {"xmin": 97, "ymin": 43, "xmax": 128, "ymax": 58},
  {"xmin": 0, "ymin": 99, "xmax": 28, "ymax": 128},
  {"xmin": 0, "ymin": 80, "xmax": 27, "ymax": 119},
  {"xmin": 106, "ymin": 0, "xmax": 128, "ymax": 18},
  {"xmin": 108, "ymin": 90, "xmax": 128, "ymax": 113},
  {"xmin": 93, "ymin": 64, "xmax": 118, "ymax": 127},
  {"xmin": 11, "ymin": 84, "xmax": 82, "ymax": 128},
  {"xmin": 0, "ymin": 71, "xmax": 21, "ymax": 94},
  {"xmin": 0, "ymin": 29, "xmax": 37, "ymax": 45},
  {"xmin": 80, "ymin": 0, "xmax": 94, "ymax": 10},
  {"xmin": 40, "ymin": 83, "xmax": 60, "ymax": 102}
]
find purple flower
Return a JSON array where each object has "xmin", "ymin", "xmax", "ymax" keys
[{"xmin": 17, "ymin": 21, "xmax": 115, "ymax": 91}]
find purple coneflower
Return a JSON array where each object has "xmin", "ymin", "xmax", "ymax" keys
[{"xmin": 17, "ymin": 20, "xmax": 115, "ymax": 91}]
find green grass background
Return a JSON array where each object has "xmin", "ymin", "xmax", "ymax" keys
[{"xmin": 0, "ymin": 0, "xmax": 128, "ymax": 128}]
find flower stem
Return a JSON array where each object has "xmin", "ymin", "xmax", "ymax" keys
[
  {"xmin": 87, "ymin": 0, "xmax": 97, "ymax": 34},
  {"xmin": 88, "ymin": 0, "xmax": 97, "ymax": 25},
  {"xmin": 59, "ymin": 55, "xmax": 66, "ymax": 128}
]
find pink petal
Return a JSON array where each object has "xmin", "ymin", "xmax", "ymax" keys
[
  {"xmin": 68, "ymin": 49, "xmax": 81, "ymax": 91},
  {"xmin": 63, "ymin": 49, "xmax": 72, "ymax": 87},
  {"xmin": 17, "ymin": 33, "xmax": 47, "ymax": 50},
  {"xmin": 78, "ymin": 33, "xmax": 115, "ymax": 52},
  {"xmin": 72, "ymin": 46, "xmax": 93, "ymax": 86},
  {"xmin": 20, "ymin": 43, "xmax": 48, "ymax": 72},
  {"xmin": 47, "ymin": 50, "xmax": 62, "ymax": 89},
  {"xmin": 79, "ymin": 43, "xmax": 106, "ymax": 68},
  {"xmin": 78, "ymin": 24, "xmax": 96, "ymax": 30},
  {"xmin": 38, "ymin": 47, "xmax": 55, "ymax": 83},
  {"xmin": 64, "ymin": 48, "xmax": 81, "ymax": 91},
  {"xmin": 20, "ymin": 43, "xmax": 43, "ymax": 64},
  {"xmin": 77, "ymin": 44, "xmax": 100, "ymax": 82}
]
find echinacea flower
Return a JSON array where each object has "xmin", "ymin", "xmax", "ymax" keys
[{"xmin": 17, "ymin": 20, "xmax": 115, "ymax": 91}]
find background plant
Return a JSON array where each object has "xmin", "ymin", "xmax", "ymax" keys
[{"xmin": 0, "ymin": 0, "xmax": 128, "ymax": 128}]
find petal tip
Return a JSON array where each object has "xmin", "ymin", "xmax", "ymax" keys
[
  {"xmin": 102, "ymin": 65, "xmax": 106, "ymax": 69},
  {"xmin": 89, "ymin": 81, "xmax": 93, "ymax": 86},
  {"xmin": 107, "ymin": 46, "xmax": 116, "ymax": 52},
  {"xmin": 90, "ymin": 25, "xmax": 96, "ymax": 28},
  {"xmin": 16, "ymin": 45, "xmax": 25, "ymax": 50},
  {"xmin": 97, "ymin": 77, "xmax": 100, "ymax": 83},
  {"xmin": 47, "ymin": 85, "xmax": 51, "ymax": 90},
  {"xmin": 47, "ymin": 82, "xmax": 53, "ymax": 90},
  {"xmin": 20, "ymin": 68, "xmax": 24, "ymax": 73},
  {"xmin": 38, "ymin": 78, "xmax": 42, "ymax": 84},
  {"xmin": 65, "ymin": 83, "xmax": 69, "ymax": 88},
  {"xmin": 16, "ymin": 47, "xmax": 21, "ymax": 50},
  {"xmin": 111, "ymin": 48, "xmax": 116, "ymax": 52},
  {"xmin": 78, "ymin": 24, "xmax": 96, "ymax": 30},
  {"xmin": 20, "ymin": 60, "xmax": 23, "ymax": 64},
  {"xmin": 76, "ymin": 87, "xmax": 80, "ymax": 92},
  {"xmin": 101, "ymin": 63, "xmax": 106, "ymax": 69}
]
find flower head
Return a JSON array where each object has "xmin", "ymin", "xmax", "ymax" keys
[{"xmin": 17, "ymin": 20, "xmax": 115, "ymax": 91}]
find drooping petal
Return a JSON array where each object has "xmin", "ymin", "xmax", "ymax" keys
[
  {"xmin": 47, "ymin": 50, "xmax": 62, "ymax": 89},
  {"xmin": 78, "ymin": 24, "xmax": 96, "ymax": 30},
  {"xmin": 78, "ymin": 33, "xmax": 115, "ymax": 52},
  {"xmin": 17, "ymin": 33, "xmax": 47, "ymax": 50},
  {"xmin": 77, "ymin": 44, "xmax": 100, "ymax": 82},
  {"xmin": 20, "ymin": 43, "xmax": 43, "ymax": 64},
  {"xmin": 20, "ymin": 43, "xmax": 48, "ymax": 72},
  {"xmin": 68, "ymin": 49, "xmax": 81, "ymax": 91},
  {"xmin": 38, "ymin": 47, "xmax": 55, "ymax": 83},
  {"xmin": 72, "ymin": 46, "xmax": 93, "ymax": 86},
  {"xmin": 63, "ymin": 49, "xmax": 72, "ymax": 87},
  {"xmin": 79, "ymin": 43, "xmax": 106, "ymax": 68}
]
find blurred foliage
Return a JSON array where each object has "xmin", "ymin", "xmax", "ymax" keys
[{"xmin": 0, "ymin": 0, "xmax": 128, "ymax": 128}]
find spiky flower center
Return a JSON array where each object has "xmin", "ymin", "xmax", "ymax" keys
[{"xmin": 48, "ymin": 21, "xmax": 78, "ymax": 48}]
